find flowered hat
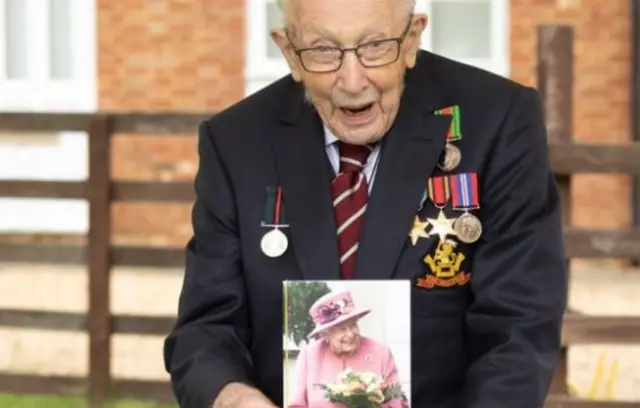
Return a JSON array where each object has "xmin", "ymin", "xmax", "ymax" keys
[{"xmin": 307, "ymin": 290, "xmax": 371, "ymax": 339}]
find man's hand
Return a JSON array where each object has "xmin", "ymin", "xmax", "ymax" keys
[{"xmin": 213, "ymin": 383, "xmax": 277, "ymax": 408}]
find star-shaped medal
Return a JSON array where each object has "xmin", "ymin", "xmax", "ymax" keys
[
  {"xmin": 426, "ymin": 210, "xmax": 456, "ymax": 242},
  {"xmin": 408, "ymin": 216, "xmax": 429, "ymax": 246}
]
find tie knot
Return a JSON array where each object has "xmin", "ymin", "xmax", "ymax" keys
[{"xmin": 337, "ymin": 142, "xmax": 371, "ymax": 173}]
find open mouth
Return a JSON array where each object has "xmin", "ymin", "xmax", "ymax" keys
[{"xmin": 340, "ymin": 103, "xmax": 375, "ymax": 117}]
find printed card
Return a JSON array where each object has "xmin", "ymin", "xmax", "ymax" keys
[{"xmin": 283, "ymin": 279, "xmax": 412, "ymax": 408}]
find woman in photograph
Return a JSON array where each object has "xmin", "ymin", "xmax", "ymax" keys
[{"xmin": 286, "ymin": 289, "xmax": 409, "ymax": 408}]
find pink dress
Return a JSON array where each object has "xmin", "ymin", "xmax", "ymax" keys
[{"xmin": 286, "ymin": 336, "xmax": 408, "ymax": 408}]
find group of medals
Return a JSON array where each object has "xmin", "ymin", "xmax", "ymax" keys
[
  {"xmin": 258, "ymin": 105, "xmax": 482, "ymax": 260},
  {"xmin": 409, "ymin": 105, "xmax": 482, "ymax": 247}
]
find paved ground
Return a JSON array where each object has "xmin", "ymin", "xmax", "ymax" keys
[{"xmin": 0, "ymin": 261, "xmax": 639, "ymax": 401}]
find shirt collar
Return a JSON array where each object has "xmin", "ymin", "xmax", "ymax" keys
[
  {"xmin": 323, "ymin": 125, "xmax": 379, "ymax": 150},
  {"xmin": 324, "ymin": 125, "xmax": 338, "ymax": 147}
]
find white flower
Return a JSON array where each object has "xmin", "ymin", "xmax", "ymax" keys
[
  {"xmin": 360, "ymin": 372, "xmax": 374, "ymax": 383},
  {"xmin": 337, "ymin": 367, "xmax": 354, "ymax": 382},
  {"xmin": 332, "ymin": 383, "xmax": 347, "ymax": 393}
]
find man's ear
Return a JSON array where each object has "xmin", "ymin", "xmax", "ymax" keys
[
  {"xmin": 403, "ymin": 13, "xmax": 427, "ymax": 69},
  {"xmin": 270, "ymin": 27, "xmax": 303, "ymax": 82}
]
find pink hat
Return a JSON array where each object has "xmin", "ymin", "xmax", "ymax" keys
[{"xmin": 307, "ymin": 290, "xmax": 371, "ymax": 339}]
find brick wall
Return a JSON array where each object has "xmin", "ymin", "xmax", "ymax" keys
[
  {"xmin": 98, "ymin": 0, "xmax": 633, "ymax": 250},
  {"xmin": 510, "ymin": 0, "xmax": 632, "ymax": 264},
  {"xmin": 97, "ymin": 0, "xmax": 245, "ymax": 246}
]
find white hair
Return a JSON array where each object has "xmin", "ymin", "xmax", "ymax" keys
[{"xmin": 277, "ymin": 0, "xmax": 416, "ymax": 15}]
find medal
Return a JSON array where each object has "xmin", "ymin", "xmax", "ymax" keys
[
  {"xmin": 261, "ymin": 186, "xmax": 289, "ymax": 257},
  {"xmin": 450, "ymin": 172, "xmax": 482, "ymax": 244},
  {"xmin": 440, "ymin": 143, "xmax": 461, "ymax": 171},
  {"xmin": 426, "ymin": 210, "xmax": 456, "ymax": 243},
  {"xmin": 426, "ymin": 175, "xmax": 456, "ymax": 242},
  {"xmin": 453, "ymin": 212, "xmax": 482, "ymax": 244},
  {"xmin": 260, "ymin": 228, "xmax": 288, "ymax": 258},
  {"xmin": 408, "ymin": 216, "xmax": 429, "ymax": 246},
  {"xmin": 435, "ymin": 105, "xmax": 462, "ymax": 171}
]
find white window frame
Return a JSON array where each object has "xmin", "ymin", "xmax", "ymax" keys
[
  {"xmin": 0, "ymin": 0, "xmax": 96, "ymax": 234},
  {"xmin": 415, "ymin": 0, "xmax": 510, "ymax": 77},
  {"xmin": 0, "ymin": 0, "xmax": 97, "ymax": 112},
  {"xmin": 245, "ymin": 0, "xmax": 509, "ymax": 94},
  {"xmin": 245, "ymin": 0, "xmax": 290, "ymax": 95}
]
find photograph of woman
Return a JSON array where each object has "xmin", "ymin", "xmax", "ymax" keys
[{"xmin": 284, "ymin": 281, "xmax": 410, "ymax": 408}]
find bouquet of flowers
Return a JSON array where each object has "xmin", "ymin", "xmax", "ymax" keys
[{"xmin": 314, "ymin": 368, "xmax": 407, "ymax": 408}]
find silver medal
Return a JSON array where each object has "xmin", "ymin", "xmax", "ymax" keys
[
  {"xmin": 260, "ymin": 228, "xmax": 288, "ymax": 258},
  {"xmin": 439, "ymin": 143, "xmax": 462, "ymax": 171}
]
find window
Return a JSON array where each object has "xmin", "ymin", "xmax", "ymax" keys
[
  {"xmin": 244, "ymin": 0, "xmax": 509, "ymax": 94},
  {"xmin": 0, "ymin": 0, "xmax": 96, "ymax": 111},
  {"xmin": 245, "ymin": 0, "xmax": 289, "ymax": 95},
  {"xmin": 0, "ymin": 0, "xmax": 96, "ymax": 234},
  {"xmin": 416, "ymin": 0, "xmax": 509, "ymax": 77}
]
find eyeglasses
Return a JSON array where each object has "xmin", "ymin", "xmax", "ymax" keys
[{"xmin": 286, "ymin": 19, "xmax": 412, "ymax": 73}]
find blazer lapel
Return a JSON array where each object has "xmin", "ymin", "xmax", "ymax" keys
[
  {"xmin": 269, "ymin": 84, "xmax": 342, "ymax": 281},
  {"xmin": 354, "ymin": 65, "xmax": 451, "ymax": 280}
]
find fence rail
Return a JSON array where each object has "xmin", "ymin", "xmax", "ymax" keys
[
  {"xmin": 2, "ymin": 307, "xmax": 640, "ymax": 345},
  {"xmin": 1, "ymin": 24, "xmax": 640, "ymax": 407},
  {"xmin": 0, "ymin": 226, "xmax": 639, "ymax": 267}
]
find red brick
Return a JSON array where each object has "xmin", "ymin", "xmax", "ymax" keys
[
  {"xmin": 97, "ymin": 0, "xmax": 244, "ymax": 246},
  {"xmin": 511, "ymin": 0, "xmax": 631, "ymax": 266}
]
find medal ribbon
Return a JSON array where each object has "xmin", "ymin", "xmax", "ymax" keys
[
  {"xmin": 264, "ymin": 186, "xmax": 286, "ymax": 226},
  {"xmin": 427, "ymin": 175, "xmax": 450, "ymax": 208},
  {"xmin": 274, "ymin": 186, "xmax": 283, "ymax": 226},
  {"xmin": 434, "ymin": 105, "xmax": 462, "ymax": 142},
  {"xmin": 450, "ymin": 173, "xmax": 479, "ymax": 211}
]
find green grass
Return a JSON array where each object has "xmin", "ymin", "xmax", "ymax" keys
[{"xmin": 0, "ymin": 394, "xmax": 178, "ymax": 408}]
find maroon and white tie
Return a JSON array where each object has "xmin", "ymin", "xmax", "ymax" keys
[{"xmin": 331, "ymin": 142, "xmax": 371, "ymax": 279}]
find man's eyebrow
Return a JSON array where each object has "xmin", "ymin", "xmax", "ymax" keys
[
  {"xmin": 298, "ymin": 25, "xmax": 341, "ymax": 45},
  {"xmin": 361, "ymin": 31, "xmax": 392, "ymax": 41},
  {"xmin": 301, "ymin": 28, "xmax": 393, "ymax": 47}
]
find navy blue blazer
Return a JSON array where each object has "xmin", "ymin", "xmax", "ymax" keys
[{"xmin": 163, "ymin": 49, "xmax": 568, "ymax": 408}]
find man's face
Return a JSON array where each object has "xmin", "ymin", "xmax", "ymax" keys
[{"xmin": 272, "ymin": 0, "xmax": 427, "ymax": 145}]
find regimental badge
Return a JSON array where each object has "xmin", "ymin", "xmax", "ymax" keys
[{"xmin": 416, "ymin": 239, "xmax": 470, "ymax": 289}]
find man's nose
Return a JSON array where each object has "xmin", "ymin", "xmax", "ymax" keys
[{"xmin": 337, "ymin": 52, "xmax": 368, "ymax": 94}]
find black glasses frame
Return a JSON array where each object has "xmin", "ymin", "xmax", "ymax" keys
[{"xmin": 285, "ymin": 19, "xmax": 413, "ymax": 73}]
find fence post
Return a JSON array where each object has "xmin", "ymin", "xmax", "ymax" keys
[
  {"xmin": 87, "ymin": 115, "xmax": 113, "ymax": 407},
  {"xmin": 537, "ymin": 25, "xmax": 574, "ymax": 396}
]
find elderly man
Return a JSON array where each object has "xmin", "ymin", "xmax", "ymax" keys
[{"xmin": 163, "ymin": 0, "xmax": 567, "ymax": 407}]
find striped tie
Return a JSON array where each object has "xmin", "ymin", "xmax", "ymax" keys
[{"xmin": 331, "ymin": 141, "xmax": 371, "ymax": 279}]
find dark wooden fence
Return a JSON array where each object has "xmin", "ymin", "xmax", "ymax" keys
[
  {"xmin": 0, "ymin": 112, "xmax": 208, "ymax": 407},
  {"xmin": 1, "ymin": 25, "xmax": 640, "ymax": 408}
]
